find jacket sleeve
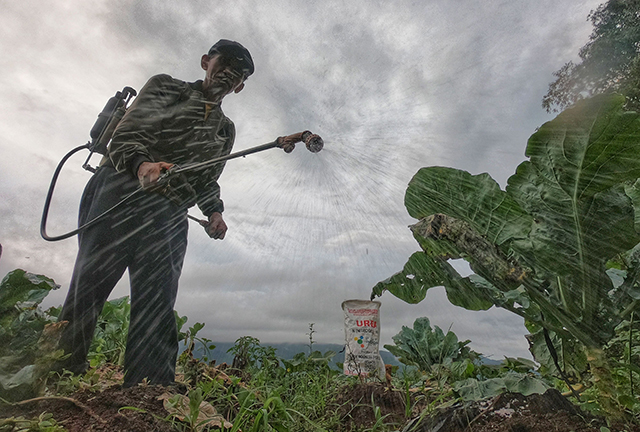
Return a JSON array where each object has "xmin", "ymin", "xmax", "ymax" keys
[
  {"xmin": 108, "ymin": 74, "xmax": 186, "ymax": 177},
  {"xmin": 190, "ymin": 120, "xmax": 235, "ymax": 216}
]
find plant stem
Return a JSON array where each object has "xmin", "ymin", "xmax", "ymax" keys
[
  {"xmin": 585, "ymin": 346, "xmax": 625, "ymax": 420},
  {"xmin": 307, "ymin": 323, "xmax": 315, "ymax": 355},
  {"xmin": 540, "ymin": 314, "xmax": 581, "ymax": 401},
  {"xmin": 630, "ymin": 312, "xmax": 635, "ymax": 398},
  {"xmin": 620, "ymin": 299, "xmax": 639, "ymax": 319},
  {"xmin": 523, "ymin": 283, "xmax": 598, "ymax": 346}
]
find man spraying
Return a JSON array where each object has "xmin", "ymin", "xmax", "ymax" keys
[{"xmin": 56, "ymin": 40, "xmax": 298, "ymax": 387}]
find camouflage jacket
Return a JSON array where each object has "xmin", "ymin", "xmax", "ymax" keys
[{"xmin": 106, "ymin": 74, "xmax": 235, "ymax": 216}]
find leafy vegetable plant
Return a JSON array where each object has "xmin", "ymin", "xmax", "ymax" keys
[
  {"xmin": 0, "ymin": 269, "xmax": 63, "ymax": 401},
  {"xmin": 87, "ymin": 296, "xmax": 130, "ymax": 367},
  {"xmin": 385, "ymin": 316, "xmax": 549, "ymax": 400},
  {"xmin": 384, "ymin": 317, "xmax": 474, "ymax": 374},
  {"xmin": 371, "ymin": 94, "xmax": 640, "ymax": 416}
]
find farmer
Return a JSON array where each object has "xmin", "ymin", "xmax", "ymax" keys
[{"xmin": 56, "ymin": 40, "xmax": 293, "ymax": 387}]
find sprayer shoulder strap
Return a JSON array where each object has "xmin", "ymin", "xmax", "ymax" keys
[{"xmin": 104, "ymin": 75, "xmax": 198, "ymax": 173}]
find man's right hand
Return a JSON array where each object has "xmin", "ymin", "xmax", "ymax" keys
[{"xmin": 137, "ymin": 161, "xmax": 174, "ymax": 188}]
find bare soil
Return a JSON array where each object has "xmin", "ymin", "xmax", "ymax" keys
[
  {"xmin": 2, "ymin": 381, "xmax": 639, "ymax": 431},
  {"xmin": 335, "ymin": 384, "xmax": 640, "ymax": 432},
  {"xmin": 0, "ymin": 384, "xmax": 175, "ymax": 432},
  {"xmin": 335, "ymin": 382, "xmax": 407, "ymax": 430}
]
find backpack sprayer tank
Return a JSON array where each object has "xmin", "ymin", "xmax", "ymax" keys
[
  {"xmin": 82, "ymin": 86, "xmax": 137, "ymax": 172},
  {"xmin": 40, "ymin": 87, "xmax": 138, "ymax": 241}
]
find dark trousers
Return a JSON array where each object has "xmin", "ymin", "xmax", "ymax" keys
[{"xmin": 57, "ymin": 166, "xmax": 188, "ymax": 386}]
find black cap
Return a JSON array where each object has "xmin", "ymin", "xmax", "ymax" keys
[{"xmin": 208, "ymin": 39, "xmax": 254, "ymax": 77}]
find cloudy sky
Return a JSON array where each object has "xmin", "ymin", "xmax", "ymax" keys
[{"xmin": 1, "ymin": 0, "xmax": 602, "ymax": 360}]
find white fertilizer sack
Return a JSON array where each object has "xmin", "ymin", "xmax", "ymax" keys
[{"xmin": 342, "ymin": 299, "xmax": 385, "ymax": 378}]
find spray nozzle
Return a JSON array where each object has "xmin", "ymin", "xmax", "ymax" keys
[
  {"xmin": 301, "ymin": 131, "xmax": 324, "ymax": 153},
  {"xmin": 278, "ymin": 131, "xmax": 324, "ymax": 153}
]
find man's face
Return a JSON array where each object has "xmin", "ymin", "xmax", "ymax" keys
[{"xmin": 201, "ymin": 53, "xmax": 246, "ymax": 102}]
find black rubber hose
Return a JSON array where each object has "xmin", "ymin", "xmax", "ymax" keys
[
  {"xmin": 40, "ymin": 145, "xmax": 142, "ymax": 242},
  {"xmin": 41, "ymin": 135, "xmax": 308, "ymax": 241}
]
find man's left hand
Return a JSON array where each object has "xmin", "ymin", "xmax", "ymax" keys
[{"xmin": 205, "ymin": 212, "xmax": 227, "ymax": 240}]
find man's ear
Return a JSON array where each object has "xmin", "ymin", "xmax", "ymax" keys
[
  {"xmin": 234, "ymin": 82, "xmax": 245, "ymax": 94},
  {"xmin": 201, "ymin": 54, "xmax": 210, "ymax": 71}
]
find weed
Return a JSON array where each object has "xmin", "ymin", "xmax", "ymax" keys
[
  {"xmin": 177, "ymin": 320, "xmax": 216, "ymax": 364},
  {"xmin": 306, "ymin": 322, "xmax": 316, "ymax": 354},
  {"xmin": 364, "ymin": 394, "xmax": 393, "ymax": 432},
  {"xmin": 87, "ymin": 297, "xmax": 129, "ymax": 368},
  {"xmin": 49, "ymin": 368, "xmax": 101, "ymax": 395},
  {"xmin": 0, "ymin": 412, "xmax": 66, "ymax": 432}
]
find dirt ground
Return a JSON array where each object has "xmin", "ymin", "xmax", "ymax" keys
[
  {"xmin": 0, "ymin": 384, "xmax": 175, "ymax": 432},
  {"xmin": 2, "ymin": 382, "xmax": 639, "ymax": 431},
  {"xmin": 335, "ymin": 384, "xmax": 640, "ymax": 432}
]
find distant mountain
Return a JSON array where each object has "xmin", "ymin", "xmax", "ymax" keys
[{"xmin": 480, "ymin": 357, "xmax": 503, "ymax": 366}]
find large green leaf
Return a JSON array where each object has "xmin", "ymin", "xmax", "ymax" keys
[
  {"xmin": 506, "ymin": 94, "xmax": 640, "ymax": 334},
  {"xmin": 0, "ymin": 270, "xmax": 60, "ymax": 357},
  {"xmin": 0, "ymin": 269, "xmax": 59, "ymax": 315},
  {"xmin": 454, "ymin": 377, "xmax": 507, "ymax": 400},
  {"xmin": 509, "ymin": 94, "xmax": 640, "ymax": 269},
  {"xmin": 371, "ymin": 252, "xmax": 494, "ymax": 310},
  {"xmin": 625, "ymin": 179, "xmax": 640, "ymax": 233},
  {"xmin": 0, "ymin": 270, "xmax": 62, "ymax": 401},
  {"xmin": 454, "ymin": 372, "xmax": 549, "ymax": 400},
  {"xmin": 0, "ymin": 365, "xmax": 34, "ymax": 390},
  {"xmin": 406, "ymin": 167, "xmax": 532, "ymax": 247}
]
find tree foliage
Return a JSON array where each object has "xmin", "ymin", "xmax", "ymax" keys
[{"xmin": 543, "ymin": 0, "xmax": 640, "ymax": 112}]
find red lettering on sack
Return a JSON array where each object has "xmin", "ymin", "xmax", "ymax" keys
[{"xmin": 355, "ymin": 320, "xmax": 378, "ymax": 328}]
